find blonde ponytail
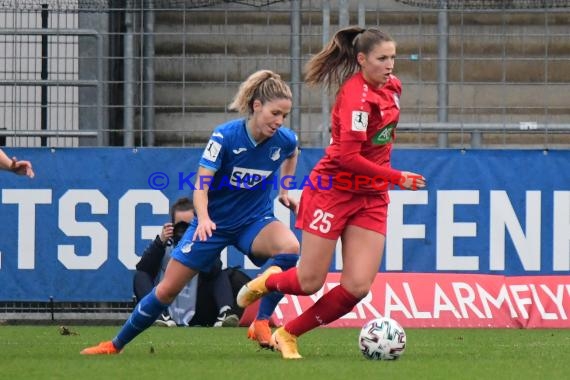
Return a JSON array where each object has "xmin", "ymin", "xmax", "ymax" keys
[{"xmin": 228, "ymin": 70, "xmax": 292, "ymax": 114}]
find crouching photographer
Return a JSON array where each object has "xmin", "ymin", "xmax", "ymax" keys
[{"xmin": 133, "ymin": 197, "xmax": 244, "ymax": 327}]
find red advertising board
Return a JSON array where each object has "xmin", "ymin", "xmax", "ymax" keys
[{"xmin": 269, "ymin": 273, "xmax": 570, "ymax": 328}]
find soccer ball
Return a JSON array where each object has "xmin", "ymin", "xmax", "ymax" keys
[{"xmin": 358, "ymin": 317, "xmax": 406, "ymax": 360}]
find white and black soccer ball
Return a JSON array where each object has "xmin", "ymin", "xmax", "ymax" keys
[{"xmin": 358, "ymin": 317, "xmax": 406, "ymax": 360}]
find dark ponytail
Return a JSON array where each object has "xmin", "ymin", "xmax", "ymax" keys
[{"xmin": 305, "ymin": 26, "xmax": 394, "ymax": 89}]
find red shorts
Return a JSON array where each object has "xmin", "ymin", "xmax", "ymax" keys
[{"xmin": 295, "ymin": 185, "xmax": 389, "ymax": 240}]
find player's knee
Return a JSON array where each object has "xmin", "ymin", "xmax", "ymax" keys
[
  {"xmin": 155, "ymin": 284, "xmax": 177, "ymax": 304},
  {"xmin": 343, "ymin": 283, "xmax": 370, "ymax": 300},
  {"xmin": 298, "ymin": 276, "xmax": 326, "ymax": 295},
  {"xmin": 300, "ymin": 281, "xmax": 322, "ymax": 295},
  {"xmin": 278, "ymin": 240, "xmax": 300, "ymax": 254}
]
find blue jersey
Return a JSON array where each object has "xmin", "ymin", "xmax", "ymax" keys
[{"xmin": 198, "ymin": 118, "xmax": 298, "ymax": 231}]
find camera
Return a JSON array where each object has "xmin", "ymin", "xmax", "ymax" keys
[{"xmin": 166, "ymin": 221, "xmax": 190, "ymax": 246}]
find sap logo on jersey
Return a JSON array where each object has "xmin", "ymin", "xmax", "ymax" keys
[{"xmin": 230, "ymin": 166, "xmax": 272, "ymax": 188}]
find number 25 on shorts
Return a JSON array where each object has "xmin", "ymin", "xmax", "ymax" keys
[{"xmin": 309, "ymin": 209, "xmax": 334, "ymax": 234}]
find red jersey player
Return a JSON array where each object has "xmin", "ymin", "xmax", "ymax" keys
[{"xmin": 237, "ymin": 26, "xmax": 426, "ymax": 359}]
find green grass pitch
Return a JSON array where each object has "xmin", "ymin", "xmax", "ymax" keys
[{"xmin": 1, "ymin": 326, "xmax": 569, "ymax": 380}]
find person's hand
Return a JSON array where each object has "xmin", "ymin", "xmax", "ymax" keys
[
  {"xmin": 193, "ymin": 219, "xmax": 216, "ymax": 242},
  {"xmin": 399, "ymin": 171, "xmax": 426, "ymax": 190},
  {"xmin": 10, "ymin": 157, "xmax": 35, "ymax": 178},
  {"xmin": 159, "ymin": 222, "xmax": 174, "ymax": 243},
  {"xmin": 278, "ymin": 193, "xmax": 299, "ymax": 215}
]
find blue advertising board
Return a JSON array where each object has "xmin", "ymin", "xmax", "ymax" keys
[{"xmin": 0, "ymin": 148, "xmax": 568, "ymax": 301}]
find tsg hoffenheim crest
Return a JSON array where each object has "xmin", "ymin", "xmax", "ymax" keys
[{"xmin": 270, "ymin": 147, "xmax": 281, "ymax": 161}]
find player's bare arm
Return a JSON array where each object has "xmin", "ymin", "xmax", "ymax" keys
[
  {"xmin": 278, "ymin": 147, "xmax": 299, "ymax": 214},
  {"xmin": 193, "ymin": 166, "xmax": 217, "ymax": 241}
]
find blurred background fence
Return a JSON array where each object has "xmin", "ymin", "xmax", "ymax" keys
[{"xmin": 1, "ymin": 0, "xmax": 569, "ymax": 149}]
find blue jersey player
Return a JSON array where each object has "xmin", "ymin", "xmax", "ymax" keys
[{"xmin": 81, "ymin": 70, "xmax": 300, "ymax": 355}]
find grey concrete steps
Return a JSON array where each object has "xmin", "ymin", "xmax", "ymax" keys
[
  {"xmin": 148, "ymin": 2, "xmax": 570, "ymax": 146},
  {"xmin": 152, "ymin": 53, "xmax": 570, "ymax": 84},
  {"xmin": 153, "ymin": 80, "xmax": 570, "ymax": 110},
  {"xmin": 153, "ymin": 21, "xmax": 570, "ymax": 57},
  {"xmin": 152, "ymin": 54, "xmax": 291, "ymax": 82},
  {"xmin": 152, "ymin": 21, "xmax": 570, "ymax": 85}
]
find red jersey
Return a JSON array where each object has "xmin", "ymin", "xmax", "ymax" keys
[{"xmin": 311, "ymin": 72, "xmax": 402, "ymax": 194}]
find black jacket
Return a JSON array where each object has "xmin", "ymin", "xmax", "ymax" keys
[{"xmin": 135, "ymin": 235, "xmax": 166, "ymax": 280}]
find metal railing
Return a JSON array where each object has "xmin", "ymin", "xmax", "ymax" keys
[
  {"xmin": 0, "ymin": 0, "xmax": 569, "ymax": 149},
  {"xmin": 0, "ymin": 300, "xmax": 134, "ymax": 322},
  {"xmin": 0, "ymin": 27, "xmax": 103, "ymax": 145}
]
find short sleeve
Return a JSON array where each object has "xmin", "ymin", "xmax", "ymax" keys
[
  {"xmin": 284, "ymin": 128, "xmax": 299, "ymax": 158},
  {"xmin": 198, "ymin": 129, "xmax": 225, "ymax": 172}
]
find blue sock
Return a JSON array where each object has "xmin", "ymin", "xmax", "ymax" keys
[
  {"xmin": 257, "ymin": 291, "xmax": 284, "ymax": 320},
  {"xmin": 257, "ymin": 253, "xmax": 299, "ymax": 320},
  {"xmin": 113, "ymin": 288, "xmax": 168, "ymax": 349}
]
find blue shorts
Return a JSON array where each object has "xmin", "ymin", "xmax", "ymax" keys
[{"xmin": 171, "ymin": 215, "xmax": 278, "ymax": 273}]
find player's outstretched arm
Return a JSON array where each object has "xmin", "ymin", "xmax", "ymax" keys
[{"xmin": 0, "ymin": 149, "xmax": 34, "ymax": 178}]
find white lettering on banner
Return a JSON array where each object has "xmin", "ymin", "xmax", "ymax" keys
[
  {"xmin": 118, "ymin": 190, "xmax": 169, "ymax": 269},
  {"xmin": 539, "ymin": 283, "xmax": 567, "ymax": 319},
  {"xmin": 434, "ymin": 283, "xmax": 462, "ymax": 318},
  {"xmin": 477, "ymin": 284, "xmax": 517, "ymax": 318},
  {"xmin": 453, "ymin": 282, "xmax": 486, "ymax": 318},
  {"xmin": 273, "ymin": 275, "xmax": 570, "ymax": 327},
  {"xmin": 58, "ymin": 190, "xmax": 108, "ymax": 269},
  {"xmin": 384, "ymin": 283, "xmax": 412, "ymax": 318},
  {"xmin": 386, "ymin": 191, "xmax": 428, "ymax": 270},
  {"xmin": 402, "ymin": 282, "xmax": 431, "ymax": 318},
  {"xmin": 386, "ymin": 190, "xmax": 570, "ymax": 272},
  {"xmin": 490, "ymin": 191, "xmax": 541, "ymax": 271},
  {"xmin": 509, "ymin": 285, "xmax": 533, "ymax": 319},
  {"xmin": 436, "ymin": 190, "xmax": 479, "ymax": 270},
  {"xmin": 553, "ymin": 191, "xmax": 570, "ymax": 270},
  {"xmin": 1, "ymin": 189, "xmax": 52, "ymax": 269},
  {"xmin": 0, "ymin": 189, "xmax": 171, "ymax": 270},
  {"xmin": 529, "ymin": 284, "xmax": 556, "ymax": 320},
  {"xmin": 0, "ymin": 189, "xmax": 567, "ymax": 272}
]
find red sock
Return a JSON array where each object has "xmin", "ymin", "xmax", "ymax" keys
[
  {"xmin": 266, "ymin": 267, "xmax": 307, "ymax": 295},
  {"xmin": 285, "ymin": 284, "xmax": 360, "ymax": 337}
]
